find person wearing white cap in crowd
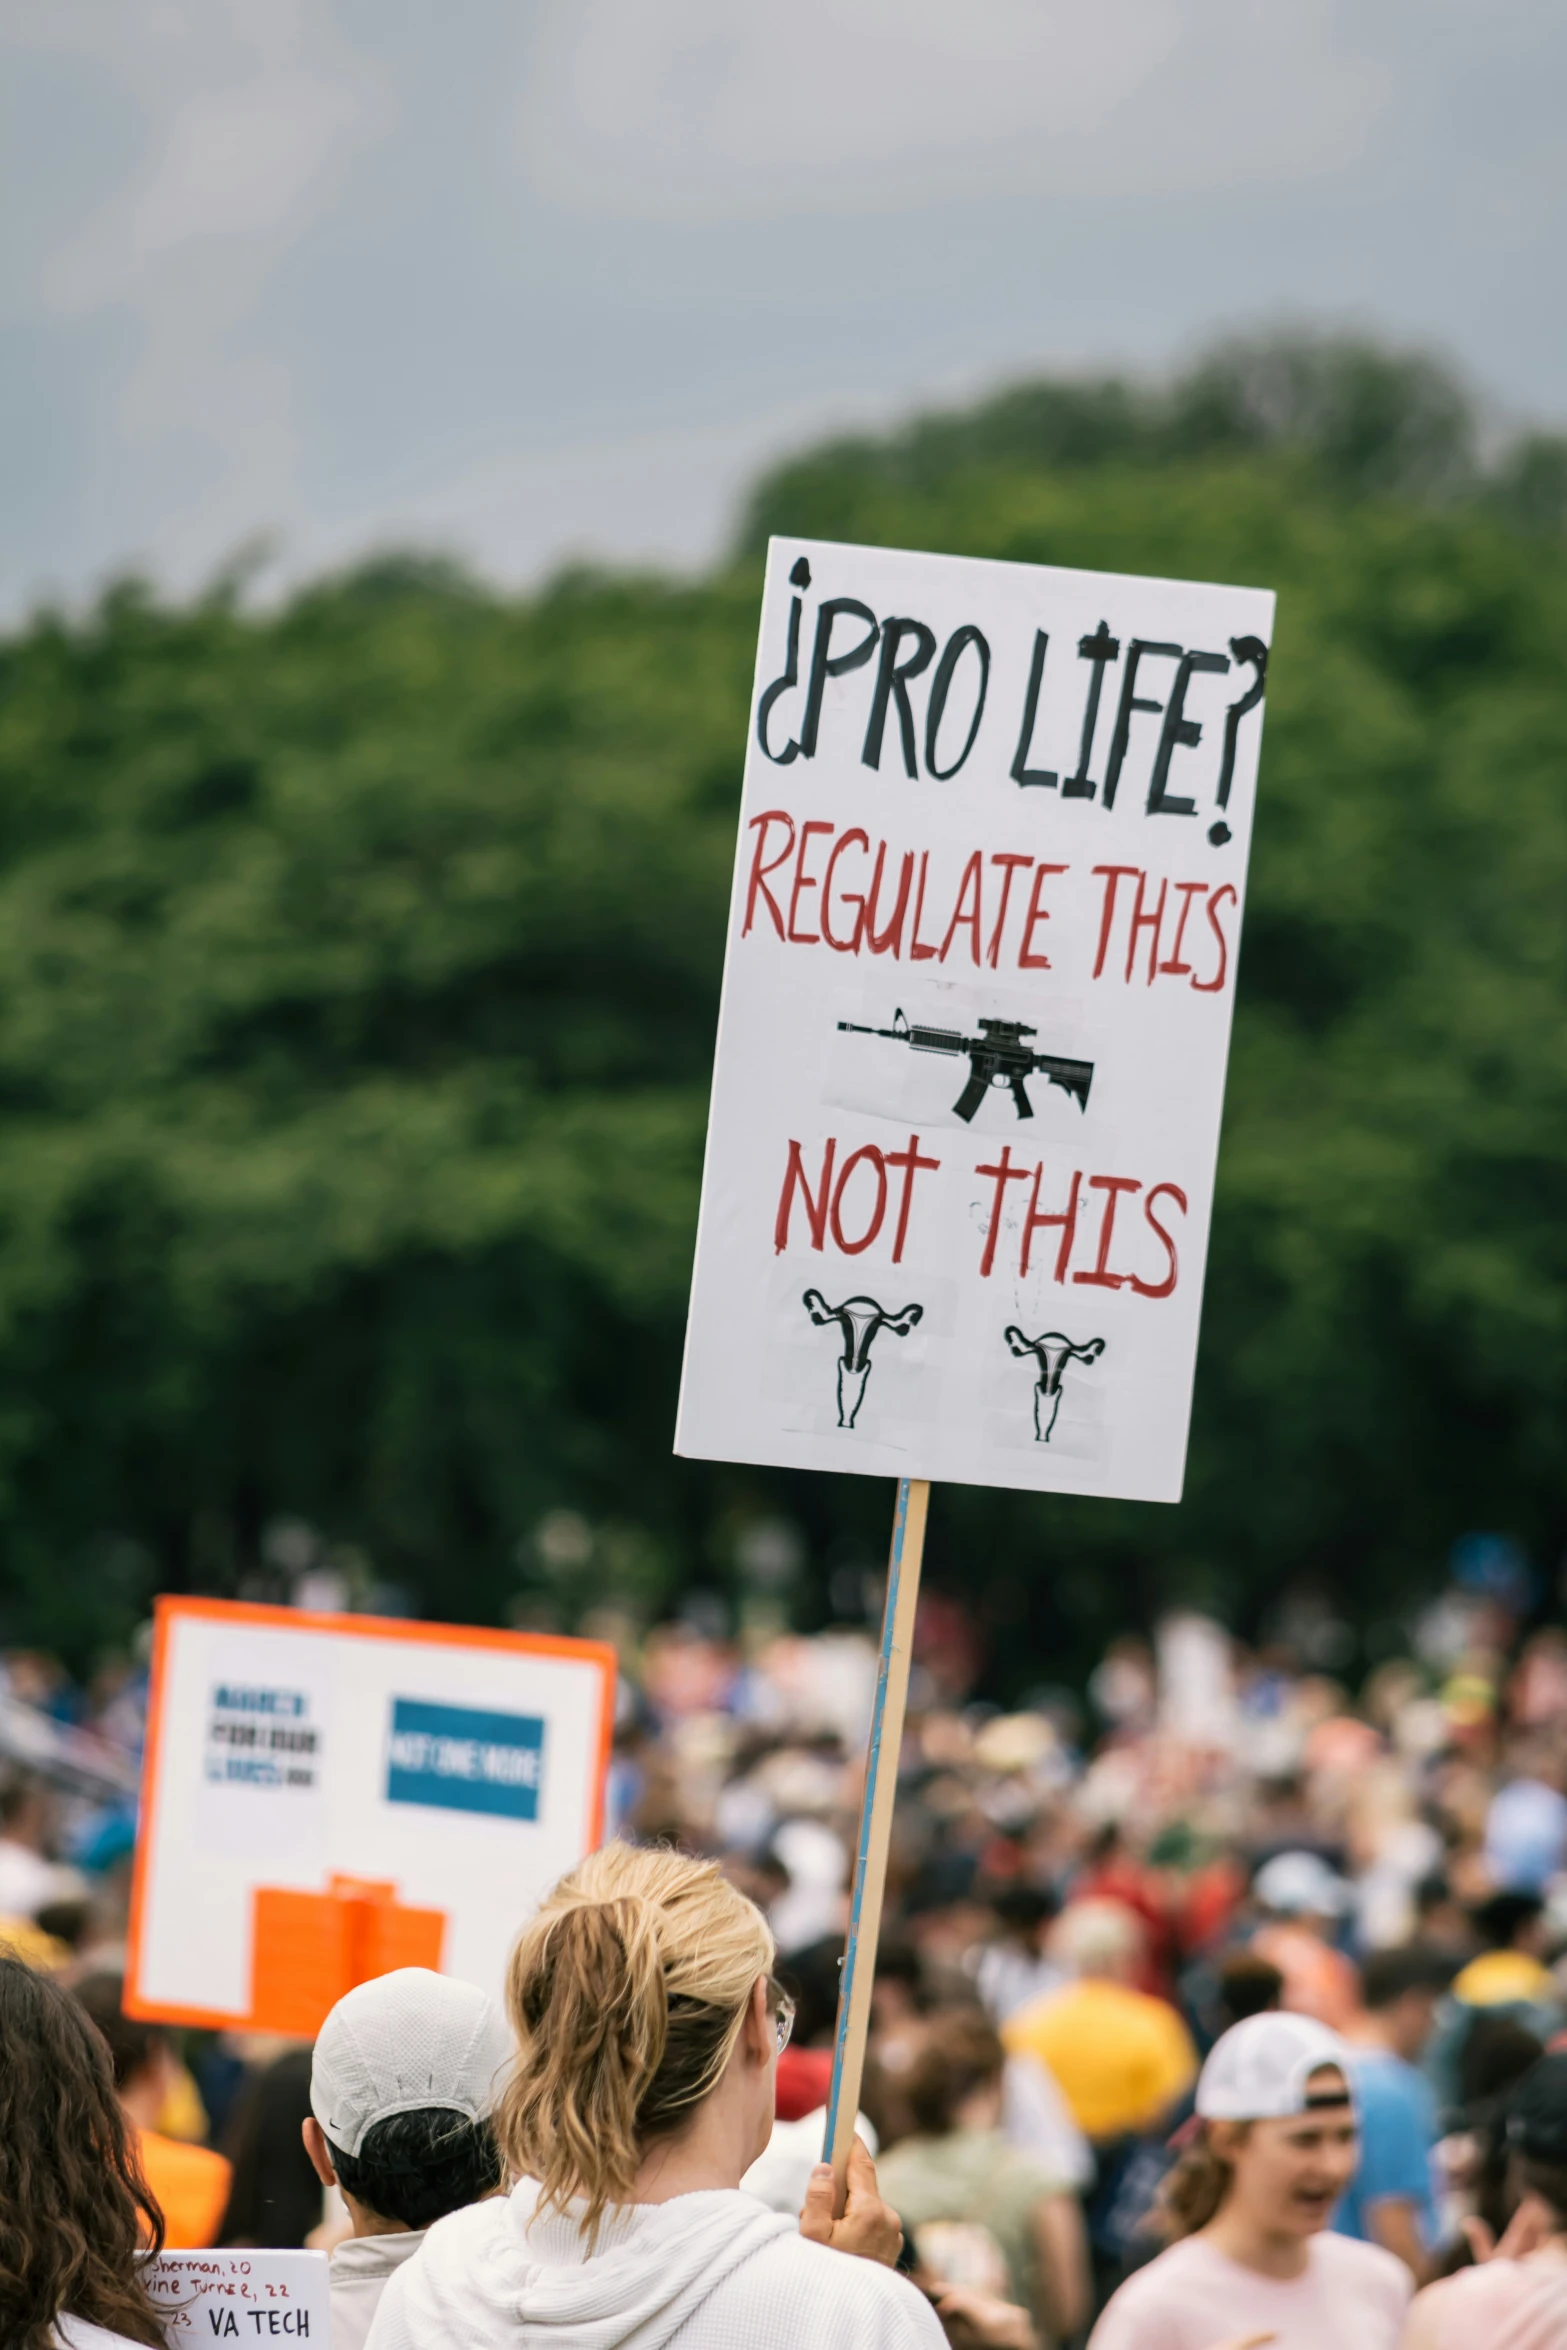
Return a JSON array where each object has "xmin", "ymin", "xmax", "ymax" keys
[
  {"xmin": 1087, "ymin": 2011, "xmax": 1411, "ymax": 2349},
  {"xmin": 1249, "ymin": 1851, "xmax": 1361, "ymax": 2031},
  {"xmin": 303, "ymin": 1967, "xmax": 513, "ymax": 2350}
]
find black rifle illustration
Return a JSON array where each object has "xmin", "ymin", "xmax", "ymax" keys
[{"xmin": 837, "ymin": 1008, "xmax": 1093, "ymax": 1123}]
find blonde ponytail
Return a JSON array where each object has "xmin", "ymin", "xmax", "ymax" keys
[{"xmin": 498, "ymin": 1843, "xmax": 774, "ymax": 2240}]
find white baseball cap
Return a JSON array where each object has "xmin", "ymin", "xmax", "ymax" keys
[
  {"xmin": 1252, "ymin": 1850, "xmax": 1354, "ymax": 1919},
  {"xmin": 310, "ymin": 1968, "xmax": 514, "ymax": 2157},
  {"xmin": 1195, "ymin": 2011, "xmax": 1353, "ymax": 2122}
]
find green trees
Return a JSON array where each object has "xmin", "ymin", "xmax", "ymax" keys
[
  {"xmin": 0, "ymin": 563, "xmax": 755, "ymax": 1650},
  {"xmin": 1, "ymin": 339, "xmax": 1563, "ymax": 1679}
]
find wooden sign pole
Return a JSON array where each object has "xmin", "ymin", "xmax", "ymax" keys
[{"xmin": 823, "ymin": 1474, "xmax": 930, "ymax": 2200}]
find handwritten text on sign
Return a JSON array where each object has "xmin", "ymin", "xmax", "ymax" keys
[
  {"xmin": 676, "ymin": 538, "xmax": 1273, "ymax": 1504},
  {"xmin": 144, "ymin": 2250, "xmax": 329, "ymax": 2341}
]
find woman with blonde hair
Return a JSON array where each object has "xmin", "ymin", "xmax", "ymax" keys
[
  {"xmin": 1088, "ymin": 2012, "xmax": 1410, "ymax": 2349},
  {"xmin": 367, "ymin": 1842, "xmax": 944, "ymax": 2349}
]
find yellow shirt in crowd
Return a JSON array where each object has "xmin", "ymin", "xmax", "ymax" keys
[
  {"xmin": 1003, "ymin": 1977, "xmax": 1199, "ymax": 2140},
  {"xmin": 1451, "ymin": 1948, "xmax": 1557, "ymax": 2007}
]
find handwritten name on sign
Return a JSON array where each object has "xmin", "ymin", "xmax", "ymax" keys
[
  {"xmin": 676, "ymin": 538, "xmax": 1274, "ymax": 1504},
  {"xmin": 144, "ymin": 2250, "xmax": 329, "ymax": 2341}
]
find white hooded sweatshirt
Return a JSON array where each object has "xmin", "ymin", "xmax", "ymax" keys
[{"xmin": 365, "ymin": 2178, "xmax": 945, "ymax": 2350}]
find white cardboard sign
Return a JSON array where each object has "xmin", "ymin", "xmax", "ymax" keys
[
  {"xmin": 144, "ymin": 2250, "xmax": 328, "ymax": 2344},
  {"xmin": 676, "ymin": 537, "xmax": 1273, "ymax": 1503},
  {"xmin": 127, "ymin": 1600, "xmax": 615, "ymax": 2028}
]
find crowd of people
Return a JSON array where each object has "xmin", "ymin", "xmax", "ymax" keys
[{"xmin": 6, "ymin": 1562, "xmax": 1567, "ymax": 2344}]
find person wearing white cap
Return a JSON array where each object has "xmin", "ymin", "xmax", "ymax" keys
[
  {"xmin": 303, "ymin": 1967, "xmax": 514, "ymax": 2350},
  {"xmin": 1086, "ymin": 2012, "xmax": 1412, "ymax": 2348},
  {"xmin": 1249, "ymin": 1851, "xmax": 1361, "ymax": 2031}
]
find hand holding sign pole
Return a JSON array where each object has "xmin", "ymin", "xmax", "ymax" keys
[{"xmin": 676, "ymin": 536, "xmax": 1272, "ymax": 2191}]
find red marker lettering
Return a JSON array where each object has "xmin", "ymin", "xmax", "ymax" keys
[
  {"xmin": 743, "ymin": 811, "xmax": 796, "ymax": 939},
  {"xmin": 1158, "ymin": 880, "xmax": 1206, "ymax": 977},
  {"xmin": 975, "ymin": 1146, "xmax": 1032, "ymax": 1277},
  {"xmin": 986, "ymin": 854, "xmax": 1033, "ymax": 969},
  {"xmin": 829, "ymin": 1145, "xmax": 888, "ymax": 1255},
  {"xmin": 774, "ymin": 1137, "xmax": 836, "ymax": 1252},
  {"xmin": 1020, "ymin": 1165, "xmax": 1081, "ymax": 1283},
  {"xmin": 885, "ymin": 1135, "xmax": 941, "ymax": 1262},
  {"xmin": 1073, "ymin": 1174, "xmax": 1141, "ymax": 1288},
  {"xmin": 938, "ymin": 851, "xmax": 985, "ymax": 966},
  {"xmin": 864, "ymin": 843, "xmax": 915, "ymax": 957},
  {"xmin": 821, "ymin": 828, "xmax": 870, "ymax": 952},
  {"xmin": 1193, "ymin": 884, "xmax": 1237, "ymax": 993},
  {"xmin": 909, "ymin": 852, "xmax": 941, "ymax": 961},
  {"xmin": 1131, "ymin": 1182, "xmax": 1187, "ymax": 1298},
  {"xmin": 1018, "ymin": 861, "xmax": 1069, "ymax": 970},
  {"xmin": 1090, "ymin": 865, "xmax": 1141, "ymax": 979},
  {"xmin": 1125, "ymin": 871, "xmax": 1167, "ymax": 985},
  {"xmin": 786, "ymin": 820, "xmax": 834, "ymax": 945}
]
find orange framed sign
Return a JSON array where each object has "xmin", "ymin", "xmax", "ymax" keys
[{"xmin": 126, "ymin": 1598, "xmax": 616, "ymax": 2032}]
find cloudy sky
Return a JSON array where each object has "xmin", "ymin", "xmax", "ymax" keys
[{"xmin": 2, "ymin": 0, "xmax": 1563, "ymax": 616}]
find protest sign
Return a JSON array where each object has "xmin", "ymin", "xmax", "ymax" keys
[
  {"xmin": 144, "ymin": 2250, "xmax": 328, "ymax": 2343},
  {"xmin": 676, "ymin": 536, "xmax": 1272, "ymax": 1505},
  {"xmin": 675, "ymin": 535, "xmax": 1273, "ymax": 2181},
  {"xmin": 127, "ymin": 1599, "xmax": 615, "ymax": 2031}
]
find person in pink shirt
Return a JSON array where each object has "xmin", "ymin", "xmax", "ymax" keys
[
  {"xmin": 1088, "ymin": 2012, "xmax": 1410, "ymax": 2350},
  {"xmin": 1402, "ymin": 2052, "xmax": 1567, "ymax": 2348}
]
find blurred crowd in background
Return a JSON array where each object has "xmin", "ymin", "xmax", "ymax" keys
[{"xmin": 8, "ymin": 1543, "xmax": 1567, "ymax": 2335}]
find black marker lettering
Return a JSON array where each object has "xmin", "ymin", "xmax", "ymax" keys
[
  {"xmin": 1063, "ymin": 620, "xmax": 1119, "ymax": 799},
  {"xmin": 1214, "ymin": 635, "xmax": 1268, "ymax": 828},
  {"xmin": 924, "ymin": 624, "xmax": 990, "ymax": 780},
  {"xmin": 1009, "ymin": 629, "xmax": 1056, "ymax": 789},
  {"xmin": 761, "ymin": 582, "xmax": 808, "ymax": 766},
  {"xmin": 1103, "ymin": 639, "xmax": 1180, "ymax": 811},
  {"xmin": 862, "ymin": 616, "xmax": 937, "ymax": 776},
  {"xmin": 1147, "ymin": 648, "xmax": 1230, "ymax": 816},
  {"xmin": 800, "ymin": 599, "xmax": 880, "ymax": 759}
]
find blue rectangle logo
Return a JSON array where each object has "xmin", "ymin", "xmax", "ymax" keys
[{"xmin": 385, "ymin": 1698, "xmax": 546, "ymax": 1822}]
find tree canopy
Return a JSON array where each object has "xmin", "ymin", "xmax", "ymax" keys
[{"xmin": 1, "ymin": 337, "xmax": 1563, "ymax": 1682}]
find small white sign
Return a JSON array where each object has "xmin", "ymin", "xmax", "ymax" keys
[
  {"xmin": 676, "ymin": 537, "xmax": 1273, "ymax": 1503},
  {"xmin": 144, "ymin": 2250, "xmax": 328, "ymax": 2343}
]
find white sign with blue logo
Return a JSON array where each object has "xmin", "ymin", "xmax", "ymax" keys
[{"xmin": 127, "ymin": 1600, "xmax": 617, "ymax": 2028}]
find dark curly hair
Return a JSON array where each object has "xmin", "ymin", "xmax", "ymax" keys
[
  {"xmin": 329, "ymin": 2107, "xmax": 502, "ymax": 2230},
  {"xmin": 0, "ymin": 1953, "xmax": 166, "ymax": 2348}
]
